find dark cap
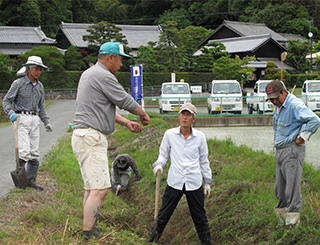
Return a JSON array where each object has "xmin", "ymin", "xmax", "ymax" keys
[
  {"xmin": 116, "ymin": 155, "xmax": 128, "ymax": 168},
  {"xmin": 265, "ymin": 80, "xmax": 284, "ymax": 100}
]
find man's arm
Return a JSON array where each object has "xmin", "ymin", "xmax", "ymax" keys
[
  {"xmin": 115, "ymin": 112, "xmax": 143, "ymax": 133},
  {"xmin": 132, "ymin": 104, "xmax": 150, "ymax": 126}
]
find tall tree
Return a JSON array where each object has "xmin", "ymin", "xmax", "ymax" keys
[
  {"xmin": 95, "ymin": 0, "xmax": 128, "ymax": 22},
  {"xmin": 136, "ymin": 44, "xmax": 160, "ymax": 72},
  {"xmin": 0, "ymin": 0, "xmax": 41, "ymax": 26},
  {"xmin": 71, "ymin": 0, "xmax": 96, "ymax": 23},
  {"xmin": 63, "ymin": 46, "xmax": 86, "ymax": 71},
  {"xmin": 286, "ymin": 39, "xmax": 310, "ymax": 73}
]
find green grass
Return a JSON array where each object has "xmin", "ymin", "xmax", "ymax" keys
[{"xmin": 1, "ymin": 116, "xmax": 320, "ymax": 244}]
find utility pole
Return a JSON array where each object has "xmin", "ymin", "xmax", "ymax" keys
[{"xmin": 306, "ymin": 20, "xmax": 313, "ymax": 73}]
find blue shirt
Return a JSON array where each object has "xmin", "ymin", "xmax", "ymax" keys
[
  {"xmin": 153, "ymin": 126, "xmax": 213, "ymax": 191},
  {"xmin": 273, "ymin": 93, "xmax": 320, "ymax": 147}
]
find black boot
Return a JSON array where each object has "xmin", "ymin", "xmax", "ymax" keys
[
  {"xmin": 27, "ymin": 159, "xmax": 43, "ymax": 191},
  {"xmin": 148, "ymin": 221, "xmax": 162, "ymax": 243},
  {"xmin": 83, "ymin": 220, "xmax": 100, "ymax": 241},
  {"xmin": 19, "ymin": 158, "xmax": 26, "ymax": 168},
  {"xmin": 196, "ymin": 223, "xmax": 212, "ymax": 245}
]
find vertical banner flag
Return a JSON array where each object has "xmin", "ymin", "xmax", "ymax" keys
[{"xmin": 130, "ymin": 65, "xmax": 143, "ymax": 103}]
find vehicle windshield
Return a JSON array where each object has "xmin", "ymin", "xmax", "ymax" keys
[
  {"xmin": 213, "ymin": 83, "xmax": 241, "ymax": 94},
  {"xmin": 259, "ymin": 83, "xmax": 269, "ymax": 93},
  {"xmin": 308, "ymin": 82, "xmax": 320, "ymax": 92},
  {"xmin": 163, "ymin": 84, "xmax": 190, "ymax": 94}
]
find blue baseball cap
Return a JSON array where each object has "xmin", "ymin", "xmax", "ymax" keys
[{"xmin": 99, "ymin": 42, "xmax": 131, "ymax": 58}]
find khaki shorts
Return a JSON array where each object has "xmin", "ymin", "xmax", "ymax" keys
[{"xmin": 71, "ymin": 128, "xmax": 111, "ymax": 190}]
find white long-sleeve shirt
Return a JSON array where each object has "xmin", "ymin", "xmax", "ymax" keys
[{"xmin": 153, "ymin": 126, "xmax": 213, "ymax": 191}]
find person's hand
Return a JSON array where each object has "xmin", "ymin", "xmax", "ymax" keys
[
  {"xmin": 9, "ymin": 113, "xmax": 17, "ymax": 122},
  {"xmin": 136, "ymin": 175, "xmax": 141, "ymax": 181},
  {"xmin": 204, "ymin": 184, "xmax": 211, "ymax": 196},
  {"xmin": 295, "ymin": 135, "xmax": 305, "ymax": 146},
  {"xmin": 126, "ymin": 121, "xmax": 143, "ymax": 133},
  {"xmin": 45, "ymin": 123, "xmax": 53, "ymax": 132},
  {"xmin": 153, "ymin": 165, "xmax": 163, "ymax": 175},
  {"xmin": 139, "ymin": 113, "xmax": 150, "ymax": 126},
  {"xmin": 116, "ymin": 185, "xmax": 122, "ymax": 191}
]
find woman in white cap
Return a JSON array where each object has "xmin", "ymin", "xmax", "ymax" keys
[{"xmin": 3, "ymin": 56, "xmax": 53, "ymax": 191}]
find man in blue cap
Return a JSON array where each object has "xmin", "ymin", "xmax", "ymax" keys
[{"xmin": 72, "ymin": 42, "xmax": 150, "ymax": 241}]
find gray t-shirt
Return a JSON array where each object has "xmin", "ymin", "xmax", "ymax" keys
[{"xmin": 73, "ymin": 62, "xmax": 138, "ymax": 135}]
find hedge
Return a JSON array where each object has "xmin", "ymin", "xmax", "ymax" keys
[{"xmin": 1, "ymin": 70, "xmax": 320, "ymax": 91}]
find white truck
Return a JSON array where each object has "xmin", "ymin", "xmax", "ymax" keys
[
  {"xmin": 246, "ymin": 80, "xmax": 275, "ymax": 114},
  {"xmin": 159, "ymin": 82, "xmax": 192, "ymax": 114},
  {"xmin": 207, "ymin": 80, "xmax": 242, "ymax": 115},
  {"xmin": 301, "ymin": 80, "xmax": 320, "ymax": 112}
]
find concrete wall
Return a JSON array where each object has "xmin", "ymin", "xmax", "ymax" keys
[{"xmin": 163, "ymin": 116, "xmax": 273, "ymax": 127}]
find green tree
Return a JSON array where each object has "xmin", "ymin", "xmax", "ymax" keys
[
  {"xmin": 95, "ymin": 0, "xmax": 128, "ymax": 22},
  {"xmin": 212, "ymin": 55, "xmax": 256, "ymax": 83},
  {"xmin": 17, "ymin": 46, "xmax": 65, "ymax": 72},
  {"xmin": 136, "ymin": 44, "xmax": 160, "ymax": 72},
  {"xmin": 82, "ymin": 21, "xmax": 130, "ymax": 68},
  {"xmin": 155, "ymin": 21, "xmax": 183, "ymax": 72},
  {"xmin": 38, "ymin": 0, "xmax": 73, "ymax": 37},
  {"xmin": 156, "ymin": 8, "xmax": 192, "ymax": 29},
  {"xmin": 0, "ymin": 0, "xmax": 41, "ymax": 26},
  {"xmin": 83, "ymin": 21, "xmax": 128, "ymax": 47},
  {"xmin": 264, "ymin": 61, "xmax": 278, "ymax": 80},
  {"xmin": 0, "ymin": 53, "xmax": 10, "ymax": 74},
  {"xmin": 194, "ymin": 42, "xmax": 229, "ymax": 72},
  {"xmin": 71, "ymin": 0, "xmax": 96, "ymax": 23},
  {"xmin": 286, "ymin": 39, "xmax": 310, "ymax": 73},
  {"xmin": 63, "ymin": 46, "xmax": 86, "ymax": 71}
]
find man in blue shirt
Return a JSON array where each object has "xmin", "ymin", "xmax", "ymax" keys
[
  {"xmin": 149, "ymin": 103, "xmax": 213, "ymax": 244},
  {"xmin": 266, "ymin": 80, "xmax": 320, "ymax": 228}
]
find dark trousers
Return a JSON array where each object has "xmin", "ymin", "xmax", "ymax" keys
[{"xmin": 157, "ymin": 184, "xmax": 211, "ymax": 243}]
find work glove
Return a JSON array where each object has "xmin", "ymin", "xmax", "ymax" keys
[
  {"xmin": 204, "ymin": 184, "xmax": 211, "ymax": 196},
  {"xmin": 9, "ymin": 113, "xmax": 17, "ymax": 122},
  {"xmin": 45, "ymin": 123, "xmax": 53, "ymax": 132},
  {"xmin": 153, "ymin": 164, "xmax": 163, "ymax": 175},
  {"xmin": 116, "ymin": 185, "xmax": 122, "ymax": 191}
]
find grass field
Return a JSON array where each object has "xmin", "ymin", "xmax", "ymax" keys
[{"xmin": 1, "ymin": 113, "xmax": 320, "ymax": 244}]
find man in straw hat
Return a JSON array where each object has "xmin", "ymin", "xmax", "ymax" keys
[
  {"xmin": 265, "ymin": 80, "xmax": 320, "ymax": 228},
  {"xmin": 149, "ymin": 103, "xmax": 213, "ymax": 244},
  {"xmin": 71, "ymin": 41, "xmax": 150, "ymax": 241},
  {"xmin": 3, "ymin": 56, "xmax": 53, "ymax": 191}
]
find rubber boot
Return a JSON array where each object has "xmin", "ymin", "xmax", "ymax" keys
[
  {"xmin": 285, "ymin": 212, "xmax": 300, "ymax": 228},
  {"xmin": 196, "ymin": 223, "xmax": 212, "ymax": 245},
  {"xmin": 27, "ymin": 159, "xmax": 43, "ymax": 191},
  {"xmin": 19, "ymin": 158, "xmax": 26, "ymax": 168},
  {"xmin": 274, "ymin": 208, "xmax": 286, "ymax": 227},
  {"xmin": 148, "ymin": 221, "xmax": 162, "ymax": 243},
  {"xmin": 83, "ymin": 219, "xmax": 100, "ymax": 241}
]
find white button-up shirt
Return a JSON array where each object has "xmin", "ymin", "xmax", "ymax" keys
[{"xmin": 153, "ymin": 126, "xmax": 213, "ymax": 191}]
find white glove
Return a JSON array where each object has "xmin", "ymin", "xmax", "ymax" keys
[
  {"xmin": 116, "ymin": 185, "xmax": 122, "ymax": 191},
  {"xmin": 204, "ymin": 184, "xmax": 211, "ymax": 196},
  {"xmin": 153, "ymin": 164, "xmax": 163, "ymax": 175},
  {"xmin": 45, "ymin": 123, "xmax": 53, "ymax": 132}
]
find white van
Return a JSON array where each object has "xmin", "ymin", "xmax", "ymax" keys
[
  {"xmin": 301, "ymin": 80, "xmax": 320, "ymax": 112},
  {"xmin": 246, "ymin": 80, "xmax": 275, "ymax": 114},
  {"xmin": 159, "ymin": 82, "xmax": 191, "ymax": 114},
  {"xmin": 207, "ymin": 80, "xmax": 242, "ymax": 114}
]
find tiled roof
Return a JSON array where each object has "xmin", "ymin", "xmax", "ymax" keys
[
  {"xmin": 194, "ymin": 34, "xmax": 285, "ymax": 55},
  {"xmin": 224, "ymin": 21, "xmax": 287, "ymax": 42},
  {"xmin": 58, "ymin": 22, "xmax": 162, "ymax": 49},
  {"xmin": 0, "ymin": 26, "xmax": 56, "ymax": 44}
]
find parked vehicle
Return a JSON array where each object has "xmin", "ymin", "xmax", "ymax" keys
[
  {"xmin": 158, "ymin": 82, "xmax": 192, "ymax": 114},
  {"xmin": 301, "ymin": 80, "xmax": 320, "ymax": 112},
  {"xmin": 246, "ymin": 80, "xmax": 275, "ymax": 114},
  {"xmin": 207, "ymin": 80, "xmax": 242, "ymax": 115}
]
